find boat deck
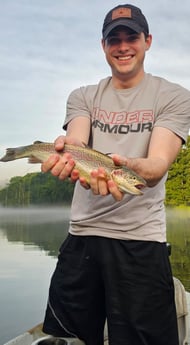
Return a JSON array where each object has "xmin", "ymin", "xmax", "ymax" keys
[{"xmin": 4, "ymin": 291, "xmax": 190, "ymax": 345}]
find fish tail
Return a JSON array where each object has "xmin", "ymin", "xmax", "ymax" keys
[{"xmin": 0, "ymin": 147, "xmax": 28, "ymax": 162}]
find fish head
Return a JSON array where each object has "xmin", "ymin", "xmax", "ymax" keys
[{"xmin": 111, "ymin": 167, "xmax": 147, "ymax": 195}]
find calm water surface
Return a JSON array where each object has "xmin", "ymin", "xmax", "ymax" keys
[{"xmin": 0, "ymin": 206, "xmax": 189, "ymax": 344}]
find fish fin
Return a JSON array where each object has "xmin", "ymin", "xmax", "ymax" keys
[
  {"xmin": 81, "ymin": 142, "xmax": 89, "ymax": 148},
  {"xmin": 33, "ymin": 140, "xmax": 44, "ymax": 144},
  {"xmin": 82, "ymin": 143, "xmax": 113, "ymax": 158},
  {"xmin": 0, "ymin": 148, "xmax": 18, "ymax": 162},
  {"xmin": 83, "ymin": 143, "xmax": 113, "ymax": 157},
  {"xmin": 28, "ymin": 156, "xmax": 42, "ymax": 164}
]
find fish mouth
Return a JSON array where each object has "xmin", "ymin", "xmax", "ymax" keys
[{"xmin": 135, "ymin": 183, "xmax": 146, "ymax": 190}]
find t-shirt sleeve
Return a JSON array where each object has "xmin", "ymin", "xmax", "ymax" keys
[
  {"xmin": 63, "ymin": 87, "xmax": 91, "ymax": 130},
  {"xmin": 154, "ymin": 86, "xmax": 190, "ymax": 143}
]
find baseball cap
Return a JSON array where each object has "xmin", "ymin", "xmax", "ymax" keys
[{"xmin": 102, "ymin": 4, "xmax": 149, "ymax": 39}]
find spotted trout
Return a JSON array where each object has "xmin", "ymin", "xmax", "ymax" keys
[{"xmin": 0, "ymin": 141, "xmax": 146, "ymax": 195}]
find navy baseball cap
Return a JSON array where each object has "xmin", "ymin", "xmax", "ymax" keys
[{"xmin": 102, "ymin": 4, "xmax": 149, "ymax": 39}]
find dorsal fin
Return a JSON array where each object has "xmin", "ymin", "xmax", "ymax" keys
[{"xmin": 33, "ymin": 140, "xmax": 44, "ymax": 144}]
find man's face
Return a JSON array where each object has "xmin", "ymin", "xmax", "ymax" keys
[{"xmin": 102, "ymin": 26, "xmax": 152, "ymax": 87}]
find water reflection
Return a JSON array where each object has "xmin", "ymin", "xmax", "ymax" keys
[
  {"xmin": 0, "ymin": 206, "xmax": 190, "ymax": 344},
  {"xmin": 0, "ymin": 206, "xmax": 71, "ymax": 256},
  {"xmin": 0, "ymin": 206, "xmax": 70, "ymax": 345},
  {"xmin": 166, "ymin": 208, "xmax": 190, "ymax": 292}
]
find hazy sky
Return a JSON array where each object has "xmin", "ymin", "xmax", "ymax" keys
[{"xmin": 0, "ymin": 0, "xmax": 190, "ymax": 184}]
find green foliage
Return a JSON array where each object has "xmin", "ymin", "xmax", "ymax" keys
[
  {"xmin": 165, "ymin": 136, "xmax": 190, "ymax": 206},
  {"xmin": 0, "ymin": 172, "xmax": 75, "ymax": 206}
]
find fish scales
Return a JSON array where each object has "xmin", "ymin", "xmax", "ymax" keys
[{"xmin": 0, "ymin": 141, "xmax": 147, "ymax": 195}]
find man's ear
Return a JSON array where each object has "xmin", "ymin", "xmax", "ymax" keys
[
  {"xmin": 145, "ymin": 34, "xmax": 152, "ymax": 51},
  {"xmin": 101, "ymin": 38, "xmax": 106, "ymax": 51}
]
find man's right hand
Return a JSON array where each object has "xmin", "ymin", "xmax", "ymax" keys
[{"xmin": 41, "ymin": 135, "xmax": 82, "ymax": 181}]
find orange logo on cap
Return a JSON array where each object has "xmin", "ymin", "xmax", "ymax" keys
[{"xmin": 112, "ymin": 8, "xmax": 132, "ymax": 20}]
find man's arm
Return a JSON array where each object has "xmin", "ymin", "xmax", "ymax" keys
[
  {"xmin": 88, "ymin": 127, "xmax": 183, "ymax": 200},
  {"xmin": 114, "ymin": 127, "xmax": 182, "ymax": 186}
]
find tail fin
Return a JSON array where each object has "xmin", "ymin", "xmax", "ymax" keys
[{"xmin": 0, "ymin": 147, "xmax": 24, "ymax": 162}]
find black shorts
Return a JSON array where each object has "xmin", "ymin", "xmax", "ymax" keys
[{"xmin": 43, "ymin": 234, "xmax": 179, "ymax": 345}]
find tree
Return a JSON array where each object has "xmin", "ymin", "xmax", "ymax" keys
[
  {"xmin": 0, "ymin": 172, "xmax": 75, "ymax": 206},
  {"xmin": 165, "ymin": 136, "xmax": 190, "ymax": 206}
]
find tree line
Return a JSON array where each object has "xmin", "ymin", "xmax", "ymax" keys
[
  {"xmin": 0, "ymin": 172, "xmax": 75, "ymax": 206},
  {"xmin": 0, "ymin": 136, "xmax": 190, "ymax": 207},
  {"xmin": 166, "ymin": 135, "xmax": 190, "ymax": 206}
]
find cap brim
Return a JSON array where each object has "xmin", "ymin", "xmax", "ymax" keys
[{"xmin": 103, "ymin": 19, "xmax": 142, "ymax": 39}]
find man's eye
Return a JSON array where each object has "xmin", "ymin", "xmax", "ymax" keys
[
  {"xmin": 127, "ymin": 35, "xmax": 139, "ymax": 42},
  {"xmin": 107, "ymin": 37, "xmax": 120, "ymax": 45},
  {"xmin": 106, "ymin": 34, "xmax": 140, "ymax": 45}
]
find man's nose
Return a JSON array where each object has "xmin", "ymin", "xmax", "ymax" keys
[{"xmin": 118, "ymin": 40, "xmax": 130, "ymax": 51}]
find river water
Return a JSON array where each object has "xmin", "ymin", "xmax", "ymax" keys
[{"xmin": 0, "ymin": 206, "xmax": 190, "ymax": 344}]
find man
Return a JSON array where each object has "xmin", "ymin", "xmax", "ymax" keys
[{"xmin": 42, "ymin": 4, "xmax": 190, "ymax": 345}]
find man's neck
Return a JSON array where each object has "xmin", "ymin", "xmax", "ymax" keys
[{"xmin": 112, "ymin": 70, "xmax": 145, "ymax": 89}]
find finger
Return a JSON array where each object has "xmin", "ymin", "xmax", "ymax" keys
[
  {"xmin": 90, "ymin": 168, "xmax": 108, "ymax": 196},
  {"xmin": 112, "ymin": 154, "xmax": 131, "ymax": 168},
  {"xmin": 79, "ymin": 176, "xmax": 90, "ymax": 189},
  {"xmin": 98, "ymin": 178, "xmax": 109, "ymax": 196},
  {"xmin": 41, "ymin": 154, "xmax": 60, "ymax": 173},
  {"xmin": 70, "ymin": 169, "xmax": 80, "ymax": 182},
  {"xmin": 57, "ymin": 159, "xmax": 75, "ymax": 180},
  {"xmin": 49, "ymin": 154, "xmax": 73, "ymax": 177},
  {"xmin": 54, "ymin": 136, "xmax": 65, "ymax": 151},
  {"xmin": 88, "ymin": 170, "xmax": 98, "ymax": 194},
  {"xmin": 97, "ymin": 167, "xmax": 109, "ymax": 195},
  {"xmin": 112, "ymin": 154, "xmax": 125, "ymax": 166},
  {"xmin": 107, "ymin": 180, "xmax": 124, "ymax": 201}
]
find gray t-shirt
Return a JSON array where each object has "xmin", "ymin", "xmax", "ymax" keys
[{"xmin": 63, "ymin": 73, "xmax": 190, "ymax": 242}]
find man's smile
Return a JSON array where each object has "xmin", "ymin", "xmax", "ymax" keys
[{"xmin": 117, "ymin": 55, "xmax": 134, "ymax": 61}]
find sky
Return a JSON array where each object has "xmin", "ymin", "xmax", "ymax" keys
[{"xmin": 0, "ymin": 0, "xmax": 190, "ymax": 185}]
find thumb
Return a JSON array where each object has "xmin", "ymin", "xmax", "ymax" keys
[{"xmin": 112, "ymin": 154, "xmax": 131, "ymax": 167}]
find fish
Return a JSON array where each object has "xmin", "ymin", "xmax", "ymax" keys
[{"xmin": 0, "ymin": 141, "xmax": 146, "ymax": 195}]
